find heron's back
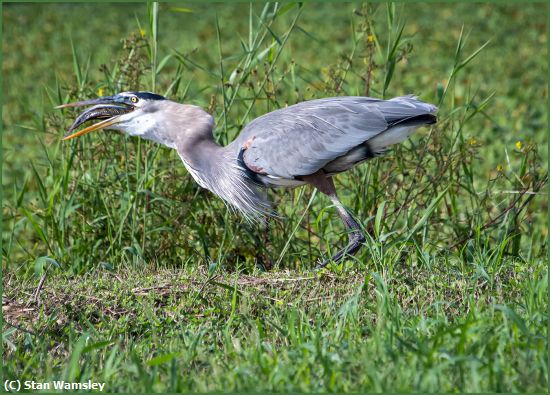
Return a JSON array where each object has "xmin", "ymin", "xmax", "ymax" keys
[{"xmin": 230, "ymin": 95, "xmax": 437, "ymax": 184}]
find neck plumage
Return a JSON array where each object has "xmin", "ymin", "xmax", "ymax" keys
[
  {"xmin": 178, "ymin": 137, "xmax": 224, "ymax": 191},
  {"xmin": 171, "ymin": 104, "xmax": 270, "ymax": 219}
]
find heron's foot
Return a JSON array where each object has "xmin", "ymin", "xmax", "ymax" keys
[{"xmin": 315, "ymin": 232, "xmax": 366, "ymax": 270}]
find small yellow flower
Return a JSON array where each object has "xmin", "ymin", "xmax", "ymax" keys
[
  {"xmin": 496, "ymin": 164, "xmax": 504, "ymax": 172},
  {"xmin": 140, "ymin": 28, "xmax": 146, "ymax": 38},
  {"xmin": 367, "ymin": 34, "xmax": 375, "ymax": 43},
  {"xmin": 468, "ymin": 137, "xmax": 477, "ymax": 146},
  {"xmin": 98, "ymin": 87, "xmax": 104, "ymax": 97},
  {"xmin": 515, "ymin": 140, "xmax": 522, "ymax": 150}
]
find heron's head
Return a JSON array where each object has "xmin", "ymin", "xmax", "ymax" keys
[{"xmin": 58, "ymin": 91, "xmax": 169, "ymax": 141}]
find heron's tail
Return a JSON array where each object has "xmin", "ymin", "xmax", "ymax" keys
[{"xmin": 368, "ymin": 95, "xmax": 437, "ymax": 152}]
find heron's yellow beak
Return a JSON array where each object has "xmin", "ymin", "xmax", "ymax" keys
[
  {"xmin": 57, "ymin": 95, "xmax": 134, "ymax": 141},
  {"xmin": 62, "ymin": 117, "xmax": 122, "ymax": 140}
]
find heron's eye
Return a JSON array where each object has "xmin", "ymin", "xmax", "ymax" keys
[{"xmin": 131, "ymin": 96, "xmax": 139, "ymax": 103}]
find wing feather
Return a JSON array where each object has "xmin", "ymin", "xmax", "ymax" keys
[{"xmin": 236, "ymin": 96, "xmax": 436, "ymax": 179}]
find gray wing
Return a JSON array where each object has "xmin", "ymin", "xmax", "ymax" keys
[{"xmin": 236, "ymin": 95, "xmax": 437, "ymax": 179}]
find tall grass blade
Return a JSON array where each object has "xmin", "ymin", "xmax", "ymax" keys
[{"xmin": 406, "ymin": 186, "xmax": 449, "ymax": 240}]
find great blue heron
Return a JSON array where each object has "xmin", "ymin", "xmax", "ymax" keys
[{"xmin": 58, "ymin": 92, "xmax": 437, "ymax": 268}]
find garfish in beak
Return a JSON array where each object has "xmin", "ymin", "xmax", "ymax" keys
[{"xmin": 56, "ymin": 94, "xmax": 136, "ymax": 140}]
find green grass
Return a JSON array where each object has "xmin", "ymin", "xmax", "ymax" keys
[
  {"xmin": 4, "ymin": 263, "xmax": 547, "ymax": 392},
  {"xmin": 2, "ymin": 2, "xmax": 548, "ymax": 392}
]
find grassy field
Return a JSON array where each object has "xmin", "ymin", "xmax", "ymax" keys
[{"xmin": 2, "ymin": 2, "xmax": 548, "ymax": 392}]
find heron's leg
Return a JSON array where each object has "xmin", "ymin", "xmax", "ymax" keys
[{"xmin": 302, "ymin": 171, "xmax": 366, "ymax": 269}]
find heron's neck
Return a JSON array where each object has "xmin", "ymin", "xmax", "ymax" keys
[
  {"xmin": 166, "ymin": 105, "xmax": 227, "ymax": 190},
  {"xmin": 167, "ymin": 105, "xmax": 270, "ymax": 217},
  {"xmin": 176, "ymin": 134, "xmax": 270, "ymax": 218},
  {"xmin": 149, "ymin": 105, "xmax": 210, "ymax": 182},
  {"xmin": 177, "ymin": 136, "xmax": 226, "ymax": 189},
  {"xmin": 153, "ymin": 104, "xmax": 267, "ymax": 217}
]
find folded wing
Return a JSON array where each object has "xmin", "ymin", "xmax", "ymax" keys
[{"xmin": 238, "ymin": 95, "xmax": 437, "ymax": 179}]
